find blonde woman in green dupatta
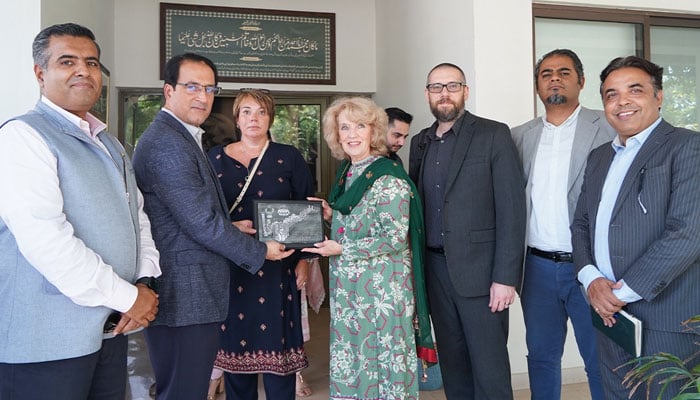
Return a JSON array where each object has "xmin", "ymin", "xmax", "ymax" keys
[{"xmin": 303, "ymin": 97, "xmax": 436, "ymax": 400}]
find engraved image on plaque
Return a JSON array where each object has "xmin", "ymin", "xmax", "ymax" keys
[{"xmin": 253, "ymin": 200, "xmax": 324, "ymax": 248}]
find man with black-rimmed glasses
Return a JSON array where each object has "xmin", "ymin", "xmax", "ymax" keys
[{"xmin": 409, "ymin": 63, "xmax": 526, "ymax": 400}]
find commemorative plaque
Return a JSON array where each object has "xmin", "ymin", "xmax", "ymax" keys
[{"xmin": 253, "ymin": 200, "xmax": 324, "ymax": 248}]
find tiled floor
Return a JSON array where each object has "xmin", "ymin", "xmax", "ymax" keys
[{"xmin": 126, "ymin": 307, "xmax": 591, "ymax": 399}]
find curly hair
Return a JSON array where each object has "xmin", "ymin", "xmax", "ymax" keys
[{"xmin": 322, "ymin": 97, "xmax": 388, "ymax": 161}]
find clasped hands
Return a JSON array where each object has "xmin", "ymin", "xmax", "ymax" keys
[
  {"xmin": 113, "ymin": 283, "xmax": 159, "ymax": 335},
  {"xmin": 588, "ymin": 277, "xmax": 626, "ymax": 327}
]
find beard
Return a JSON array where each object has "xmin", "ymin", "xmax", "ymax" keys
[
  {"xmin": 546, "ymin": 94, "xmax": 567, "ymax": 105},
  {"xmin": 430, "ymin": 98, "xmax": 464, "ymax": 122}
]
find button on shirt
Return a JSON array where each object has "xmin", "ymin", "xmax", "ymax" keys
[
  {"xmin": 528, "ymin": 106, "xmax": 580, "ymax": 252},
  {"xmin": 578, "ymin": 117, "xmax": 662, "ymax": 303},
  {"xmin": 422, "ymin": 126, "xmax": 457, "ymax": 249}
]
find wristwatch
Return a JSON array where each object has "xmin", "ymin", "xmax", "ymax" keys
[{"xmin": 135, "ymin": 276, "xmax": 158, "ymax": 293}]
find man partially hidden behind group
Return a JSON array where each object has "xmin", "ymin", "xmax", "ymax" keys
[
  {"xmin": 0, "ymin": 23, "xmax": 160, "ymax": 399},
  {"xmin": 384, "ymin": 106, "xmax": 412, "ymax": 164},
  {"xmin": 572, "ymin": 56, "xmax": 700, "ymax": 399}
]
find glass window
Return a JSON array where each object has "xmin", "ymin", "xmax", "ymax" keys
[
  {"xmin": 118, "ymin": 90, "xmax": 333, "ymax": 196},
  {"xmin": 533, "ymin": 5, "xmax": 700, "ymax": 129},
  {"xmin": 122, "ymin": 92, "xmax": 163, "ymax": 155},
  {"xmin": 651, "ymin": 26, "xmax": 700, "ymax": 130},
  {"xmin": 271, "ymin": 103, "xmax": 321, "ymax": 192},
  {"xmin": 534, "ymin": 18, "xmax": 640, "ymax": 116}
]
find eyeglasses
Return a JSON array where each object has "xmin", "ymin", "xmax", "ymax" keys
[
  {"xmin": 239, "ymin": 88, "xmax": 271, "ymax": 94},
  {"xmin": 426, "ymin": 82, "xmax": 466, "ymax": 93},
  {"xmin": 175, "ymin": 82, "xmax": 222, "ymax": 95}
]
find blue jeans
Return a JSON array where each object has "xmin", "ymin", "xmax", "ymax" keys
[{"xmin": 521, "ymin": 253, "xmax": 603, "ymax": 400}]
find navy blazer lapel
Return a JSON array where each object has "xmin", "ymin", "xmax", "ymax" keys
[
  {"xmin": 611, "ymin": 120, "xmax": 673, "ymax": 219},
  {"xmin": 158, "ymin": 111, "xmax": 201, "ymax": 153},
  {"xmin": 445, "ymin": 111, "xmax": 475, "ymax": 194},
  {"xmin": 158, "ymin": 111, "xmax": 229, "ymax": 214}
]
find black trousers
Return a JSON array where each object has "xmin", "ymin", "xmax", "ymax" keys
[
  {"xmin": 226, "ymin": 371, "xmax": 296, "ymax": 400},
  {"xmin": 425, "ymin": 250, "xmax": 513, "ymax": 400},
  {"xmin": 144, "ymin": 323, "xmax": 220, "ymax": 400},
  {"xmin": 0, "ymin": 335, "xmax": 127, "ymax": 400}
]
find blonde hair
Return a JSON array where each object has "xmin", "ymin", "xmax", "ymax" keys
[
  {"xmin": 322, "ymin": 97, "xmax": 388, "ymax": 161},
  {"xmin": 232, "ymin": 90, "xmax": 275, "ymax": 128}
]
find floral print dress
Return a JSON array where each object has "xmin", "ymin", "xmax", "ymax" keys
[{"xmin": 329, "ymin": 156, "xmax": 419, "ymax": 400}]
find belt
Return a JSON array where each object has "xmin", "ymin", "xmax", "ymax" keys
[
  {"xmin": 427, "ymin": 246, "xmax": 445, "ymax": 254},
  {"xmin": 528, "ymin": 247, "xmax": 572, "ymax": 263}
]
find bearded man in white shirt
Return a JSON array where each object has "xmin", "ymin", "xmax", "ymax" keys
[
  {"xmin": 511, "ymin": 49, "xmax": 615, "ymax": 400},
  {"xmin": 0, "ymin": 23, "xmax": 160, "ymax": 400}
]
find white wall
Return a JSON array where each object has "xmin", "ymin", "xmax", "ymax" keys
[
  {"xmin": 0, "ymin": 0, "xmax": 115, "ymax": 124},
  {"xmin": 42, "ymin": 0, "xmax": 116, "ymax": 128},
  {"xmin": 0, "ymin": 1, "xmax": 41, "ymax": 122}
]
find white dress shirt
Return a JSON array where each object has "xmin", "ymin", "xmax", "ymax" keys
[
  {"xmin": 528, "ymin": 106, "xmax": 579, "ymax": 252},
  {"xmin": 578, "ymin": 118, "xmax": 662, "ymax": 303},
  {"xmin": 0, "ymin": 96, "xmax": 160, "ymax": 313}
]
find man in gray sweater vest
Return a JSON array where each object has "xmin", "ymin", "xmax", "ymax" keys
[{"xmin": 0, "ymin": 23, "xmax": 160, "ymax": 399}]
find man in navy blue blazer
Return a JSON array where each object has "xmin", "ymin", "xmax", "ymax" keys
[
  {"xmin": 572, "ymin": 56, "xmax": 700, "ymax": 399},
  {"xmin": 132, "ymin": 53, "xmax": 293, "ymax": 400}
]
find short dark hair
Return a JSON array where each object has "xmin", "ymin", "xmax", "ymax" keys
[
  {"xmin": 33, "ymin": 23, "xmax": 100, "ymax": 69},
  {"xmin": 534, "ymin": 49, "xmax": 584, "ymax": 89},
  {"xmin": 163, "ymin": 53, "xmax": 219, "ymax": 87},
  {"xmin": 427, "ymin": 63, "xmax": 466, "ymax": 84},
  {"xmin": 599, "ymin": 56, "xmax": 664, "ymax": 96},
  {"xmin": 385, "ymin": 107, "xmax": 413, "ymax": 126}
]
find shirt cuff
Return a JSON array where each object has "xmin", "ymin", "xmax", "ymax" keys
[
  {"xmin": 137, "ymin": 255, "xmax": 161, "ymax": 279},
  {"xmin": 577, "ymin": 264, "xmax": 605, "ymax": 291},
  {"xmin": 612, "ymin": 278, "xmax": 643, "ymax": 303},
  {"xmin": 105, "ymin": 279, "xmax": 138, "ymax": 313}
]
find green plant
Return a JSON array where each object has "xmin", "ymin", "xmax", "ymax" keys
[{"xmin": 620, "ymin": 315, "xmax": 700, "ymax": 400}]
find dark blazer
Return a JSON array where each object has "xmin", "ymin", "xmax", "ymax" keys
[
  {"xmin": 512, "ymin": 107, "xmax": 616, "ymax": 225},
  {"xmin": 409, "ymin": 111, "xmax": 526, "ymax": 296},
  {"xmin": 571, "ymin": 120, "xmax": 700, "ymax": 332},
  {"xmin": 133, "ymin": 110, "xmax": 267, "ymax": 327}
]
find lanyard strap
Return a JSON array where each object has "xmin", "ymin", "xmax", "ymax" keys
[{"xmin": 228, "ymin": 140, "xmax": 270, "ymax": 214}]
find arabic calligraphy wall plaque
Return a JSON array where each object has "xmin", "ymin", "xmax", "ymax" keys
[
  {"xmin": 253, "ymin": 200, "xmax": 324, "ymax": 248},
  {"xmin": 160, "ymin": 3, "xmax": 335, "ymax": 84}
]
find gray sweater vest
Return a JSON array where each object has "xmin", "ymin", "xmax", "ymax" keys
[{"xmin": 0, "ymin": 102, "xmax": 140, "ymax": 362}]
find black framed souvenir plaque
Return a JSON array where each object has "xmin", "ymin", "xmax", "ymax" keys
[{"xmin": 253, "ymin": 200, "xmax": 323, "ymax": 248}]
